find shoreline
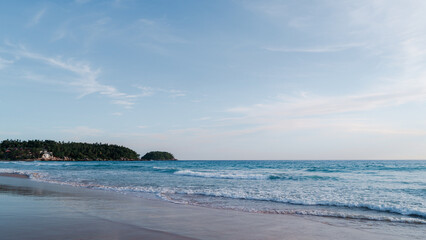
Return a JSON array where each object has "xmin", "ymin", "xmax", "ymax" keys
[{"xmin": 0, "ymin": 174, "xmax": 415, "ymax": 240}]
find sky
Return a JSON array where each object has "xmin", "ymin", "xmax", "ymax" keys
[{"xmin": 1, "ymin": 0, "xmax": 426, "ymax": 160}]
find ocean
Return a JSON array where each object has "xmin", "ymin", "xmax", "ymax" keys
[{"xmin": 1, "ymin": 160, "xmax": 425, "ymax": 228}]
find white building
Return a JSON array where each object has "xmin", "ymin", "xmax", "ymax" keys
[{"xmin": 40, "ymin": 150, "xmax": 53, "ymax": 160}]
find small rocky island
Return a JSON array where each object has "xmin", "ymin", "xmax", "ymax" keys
[
  {"xmin": 0, "ymin": 140, "xmax": 176, "ymax": 161},
  {"xmin": 141, "ymin": 151, "xmax": 176, "ymax": 161}
]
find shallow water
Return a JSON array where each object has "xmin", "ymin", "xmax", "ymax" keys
[{"xmin": 1, "ymin": 160, "xmax": 425, "ymax": 226}]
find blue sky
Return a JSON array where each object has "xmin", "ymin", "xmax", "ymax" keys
[{"xmin": 1, "ymin": 0, "xmax": 426, "ymax": 160}]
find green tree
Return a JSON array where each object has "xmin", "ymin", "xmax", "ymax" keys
[
  {"xmin": 0, "ymin": 140, "xmax": 140, "ymax": 161},
  {"xmin": 141, "ymin": 151, "xmax": 176, "ymax": 160}
]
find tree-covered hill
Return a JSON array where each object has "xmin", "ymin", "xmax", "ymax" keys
[
  {"xmin": 141, "ymin": 151, "xmax": 176, "ymax": 160},
  {"xmin": 0, "ymin": 140, "xmax": 139, "ymax": 161}
]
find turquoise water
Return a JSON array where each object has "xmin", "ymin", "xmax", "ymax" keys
[{"xmin": 1, "ymin": 160, "xmax": 425, "ymax": 224}]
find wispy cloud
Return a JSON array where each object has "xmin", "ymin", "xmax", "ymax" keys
[
  {"xmin": 243, "ymin": 1, "xmax": 288, "ymax": 18},
  {"xmin": 61, "ymin": 126, "xmax": 103, "ymax": 136},
  {"xmin": 51, "ymin": 28, "xmax": 69, "ymax": 42},
  {"xmin": 136, "ymin": 86, "xmax": 155, "ymax": 97},
  {"xmin": 222, "ymin": 75, "xmax": 426, "ymax": 138},
  {"xmin": 135, "ymin": 18, "xmax": 188, "ymax": 44},
  {"xmin": 0, "ymin": 57, "xmax": 14, "ymax": 69},
  {"xmin": 166, "ymin": 89, "xmax": 186, "ymax": 97},
  {"xmin": 136, "ymin": 86, "xmax": 186, "ymax": 98},
  {"xmin": 127, "ymin": 18, "xmax": 188, "ymax": 54},
  {"xmin": 227, "ymin": 82, "xmax": 426, "ymax": 118},
  {"xmin": 75, "ymin": 0, "xmax": 90, "ymax": 3},
  {"xmin": 263, "ymin": 43, "xmax": 363, "ymax": 53},
  {"xmin": 347, "ymin": 124, "xmax": 426, "ymax": 136},
  {"xmin": 22, "ymin": 71, "xmax": 67, "ymax": 85},
  {"xmin": 5, "ymin": 45, "xmax": 138, "ymax": 108},
  {"xmin": 193, "ymin": 117, "xmax": 211, "ymax": 121},
  {"xmin": 222, "ymin": 0, "xmax": 426, "ymax": 138},
  {"xmin": 0, "ymin": 131, "xmax": 21, "ymax": 136},
  {"xmin": 342, "ymin": 0, "xmax": 426, "ymax": 75},
  {"xmin": 28, "ymin": 8, "xmax": 46, "ymax": 27},
  {"xmin": 2, "ymin": 43, "xmax": 188, "ymax": 108}
]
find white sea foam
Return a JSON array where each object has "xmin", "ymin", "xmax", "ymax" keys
[
  {"xmin": 159, "ymin": 194, "xmax": 426, "ymax": 224},
  {"xmin": 174, "ymin": 169, "xmax": 269, "ymax": 180},
  {"xmin": 259, "ymin": 209, "xmax": 426, "ymax": 224},
  {"xmin": 0, "ymin": 168, "xmax": 43, "ymax": 178}
]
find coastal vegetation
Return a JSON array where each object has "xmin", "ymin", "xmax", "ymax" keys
[
  {"xmin": 0, "ymin": 140, "xmax": 140, "ymax": 161},
  {"xmin": 141, "ymin": 151, "xmax": 176, "ymax": 160}
]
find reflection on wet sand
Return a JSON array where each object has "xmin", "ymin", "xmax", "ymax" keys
[
  {"xmin": 0, "ymin": 176, "xmax": 197, "ymax": 240},
  {"xmin": 0, "ymin": 173, "xmax": 30, "ymax": 179},
  {"xmin": 0, "ymin": 184, "xmax": 58, "ymax": 197}
]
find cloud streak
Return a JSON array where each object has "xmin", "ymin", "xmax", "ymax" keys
[
  {"xmin": 28, "ymin": 8, "xmax": 46, "ymax": 27},
  {"xmin": 5, "ymin": 45, "xmax": 138, "ymax": 107},
  {"xmin": 222, "ymin": 71, "xmax": 426, "ymax": 139},
  {"xmin": 136, "ymin": 86, "xmax": 186, "ymax": 98},
  {"xmin": 263, "ymin": 43, "xmax": 363, "ymax": 53},
  {"xmin": 228, "ymin": 82, "xmax": 426, "ymax": 118},
  {"xmin": 61, "ymin": 126, "xmax": 103, "ymax": 136},
  {"xmin": 0, "ymin": 57, "xmax": 14, "ymax": 69},
  {"xmin": 2, "ymin": 44, "xmax": 188, "ymax": 108}
]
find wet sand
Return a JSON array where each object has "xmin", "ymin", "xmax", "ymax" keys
[
  {"xmin": 0, "ymin": 176, "xmax": 195, "ymax": 240},
  {"xmin": 0, "ymin": 172, "xmax": 30, "ymax": 178},
  {"xmin": 0, "ymin": 175, "xmax": 417, "ymax": 240}
]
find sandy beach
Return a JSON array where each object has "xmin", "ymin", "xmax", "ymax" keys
[{"xmin": 0, "ymin": 174, "xmax": 416, "ymax": 240}]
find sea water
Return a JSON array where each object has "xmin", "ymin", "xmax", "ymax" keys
[{"xmin": 1, "ymin": 160, "xmax": 425, "ymax": 229}]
